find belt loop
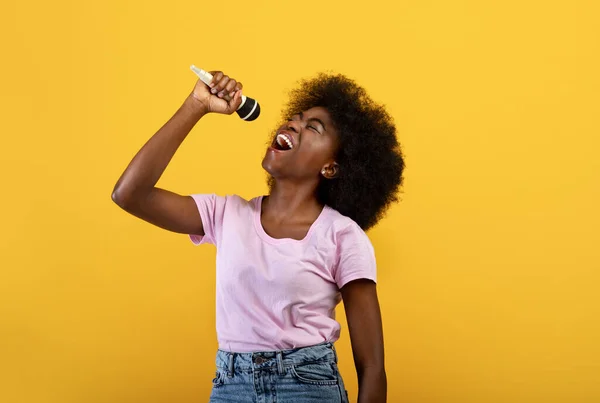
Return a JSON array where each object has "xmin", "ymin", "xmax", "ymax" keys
[
  {"xmin": 330, "ymin": 343, "xmax": 338, "ymax": 363},
  {"xmin": 276, "ymin": 351, "xmax": 284, "ymax": 376},
  {"xmin": 227, "ymin": 353, "xmax": 235, "ymax": 378}
]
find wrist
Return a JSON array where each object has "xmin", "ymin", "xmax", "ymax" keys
[{"xmin": 183, "ymin": 94, "xmax": 209, "ymax": 118}]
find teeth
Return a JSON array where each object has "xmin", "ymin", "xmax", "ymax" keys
[{"xmin": 276, "ymin": 134, "xmax": 293, "ymax": 149}]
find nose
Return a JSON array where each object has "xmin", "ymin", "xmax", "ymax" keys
[{"xmin": 286, "ymin": 120, "xmax": 302, "ymax": 133}]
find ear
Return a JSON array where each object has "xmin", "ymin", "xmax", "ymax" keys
[{"xmin": 320, "ymin": 162, "xmax": 340, "ymax": 179}]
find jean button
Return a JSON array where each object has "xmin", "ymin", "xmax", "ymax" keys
[{"xmin": 254, "ymin": 356, "xmax": 266, "ymax": 364}]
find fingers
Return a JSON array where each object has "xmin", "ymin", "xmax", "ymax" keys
[
  {"xmin": 229, "ymin": 89, "xmax": 244, "ymax": 112},
  {"xmin": 224, "ymin": 79, "xmax": 240, "ymax": 98},
  {"xmin": 209, "ymin": 71, "xmax": 223, "ymax": 88},
  {"xmin": 208, "ymin": 71, "xmax": 243, "ymax": 99}
]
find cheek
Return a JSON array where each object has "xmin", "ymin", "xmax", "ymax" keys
[{"xmin": 298, "ymin": 141, "xmax": 336, "ymax": 166}]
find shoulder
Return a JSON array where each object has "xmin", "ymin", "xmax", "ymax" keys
[
  {"xmin": 188, "ymin": 193, "xmax": 260, "ymax": 219},
  {"xmin": 224, "ymin": 193, "xmax": 255, "ymax": 205},
  {"xmin": 191, "ymin": 193, "xmax": 256, "ymax": 206},
  {"xmin": 324, "ymin": 207, "xmax": 378, "ymax": 287},
  {"xmin": 322, "ymin": 206, "xmax": 374, "ymax": 250}
]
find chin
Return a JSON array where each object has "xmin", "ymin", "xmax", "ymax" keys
[
  {"xmin": 261, "ymin": 157, "xmax": 277, "ymax": 176},
  {"xmin": 261, "ymin": 159, "xmax": 287, "ymax": 180}
]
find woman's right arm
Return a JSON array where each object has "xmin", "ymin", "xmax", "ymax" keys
[{"xmin": 111, "ymin": 72, "xmax": 243, "ymax": 235}]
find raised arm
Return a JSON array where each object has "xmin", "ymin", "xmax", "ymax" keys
[{"xmin": 111, "ymin": 72, "xmax": 243, "ymax": 235}]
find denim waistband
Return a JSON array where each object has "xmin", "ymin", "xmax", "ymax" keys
[{"xmin": 215, "ymin": 341, "xmax": 338, "ymax": 376}]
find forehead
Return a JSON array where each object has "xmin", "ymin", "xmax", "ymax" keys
[{"xmin": 300, "ymin": 106, "xmax": 330, "ymax": 119}]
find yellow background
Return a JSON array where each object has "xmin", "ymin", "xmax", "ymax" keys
[{"xmin": 1, "ymin": 0, "xmax": 598, "ymax": 402}]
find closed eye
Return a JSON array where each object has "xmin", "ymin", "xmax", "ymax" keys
[{"xmin": 308, "ymin": 125, "xmax": 320, "ymax": 133}]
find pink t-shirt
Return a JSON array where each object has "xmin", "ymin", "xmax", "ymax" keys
[{"xmin": 189, "ymin": 194, "xmax": 377, "ymax": 353}]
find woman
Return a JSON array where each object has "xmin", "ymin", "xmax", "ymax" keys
[{"xmin": 112, "ymin": 70, "xmax": 405, "ymax": 402}]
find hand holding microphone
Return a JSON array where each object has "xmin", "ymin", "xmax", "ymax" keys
[{"xmin": 189, "ymin": 65, "xmax": 261, "ymax": 121}]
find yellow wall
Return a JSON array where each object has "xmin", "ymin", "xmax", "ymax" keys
[{"xmin": 1, "ymin": 1, "xmax": 598, "ymax": 402}]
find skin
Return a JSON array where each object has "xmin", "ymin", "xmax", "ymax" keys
[{"xmin": 112, "ymin": 72, "xmax": 386, "ymax": 402}]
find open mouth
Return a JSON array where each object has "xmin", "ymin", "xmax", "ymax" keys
[{"xmin": 272, "ymin": 133, "xmax": 294, "ymax": 151}]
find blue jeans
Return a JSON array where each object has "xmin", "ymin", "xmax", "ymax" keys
[{"xmin": 209, "ymin": 342, "xmax": 350, "ymax": 403}]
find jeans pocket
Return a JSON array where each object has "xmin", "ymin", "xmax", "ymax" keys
[{"xmin": 290, "ymin": 362, "xmax": 339, "ymax": 386}]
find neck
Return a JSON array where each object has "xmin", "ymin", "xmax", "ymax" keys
[{"xmin": 263, "ymin": 179, "xmax": 322, "ymax": 222}]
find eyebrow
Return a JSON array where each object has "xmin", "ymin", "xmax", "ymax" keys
[{"xmin": 298, "ymin": 111, "xmax": 327, "ymax": 131}]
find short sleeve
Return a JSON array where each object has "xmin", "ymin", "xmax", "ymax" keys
[
  {"xmin": 334, "ymin": 223, "xmax": 377, "ymax": 289},
  {"xmin": 188, "ymin": 193, "xmax": 227, "ymax": 246}
]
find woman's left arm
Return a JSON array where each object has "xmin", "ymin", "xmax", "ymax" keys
[{"xmin": 341, "ymin": 279, "xmax": 387, "ymax": 403}]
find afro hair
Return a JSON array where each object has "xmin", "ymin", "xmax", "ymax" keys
[{"xmin": 269, "ymin": 72, "xmax": 405, "ymax": 231}]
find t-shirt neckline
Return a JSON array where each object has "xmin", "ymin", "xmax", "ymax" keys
[{"xmin": 253, "ymin": 195, "xmax": 329, "ymax": 245}]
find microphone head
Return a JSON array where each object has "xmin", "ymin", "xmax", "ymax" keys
[{"xmin": 236, "ymin": 97, "xmax": 261, "ymax": 121}]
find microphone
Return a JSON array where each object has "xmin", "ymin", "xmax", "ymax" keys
[{"xmin": 190, "ymin": 65, "xmax": 261, "ymax": 121}]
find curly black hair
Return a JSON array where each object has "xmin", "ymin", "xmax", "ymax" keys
[{"xmin": 268, "ymin": 73, "xmax": 405, "ymax": 231}]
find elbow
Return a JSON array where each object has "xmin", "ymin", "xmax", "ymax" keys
[
  {"xmin": 112, "ymin": 179, "xmax": 151, "ymax": 211},
  {"xmin": 111, "ymin": 184, "xmax": 134, "ymax": 210}
]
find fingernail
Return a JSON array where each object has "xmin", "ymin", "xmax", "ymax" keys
[
  {"xmin": 218, "ymin": 92, "xmax": 224, "ymax": 98},
  {"xmin": 209, "ymin": 83, "xmax": 215, "ymax": 88},
  {"xmin": 229, "ymin": 92, "xmax": 235, "ymax": 97},
  {"xmin": 211, "ymin": 88, "xmax": 217, "ymax": 94}
]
